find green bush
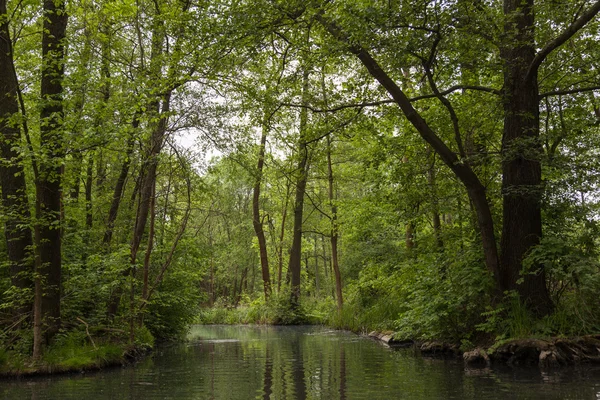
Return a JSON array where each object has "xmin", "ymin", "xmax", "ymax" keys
[{"xmin": 145, "ymin": 267, "xmax": 202, "ymax": 341}]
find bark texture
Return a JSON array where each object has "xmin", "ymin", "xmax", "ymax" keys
[
  {"xmin": 288, "ymin": 69, "xmax": 310, "ymax": 305},
  {"xmin": 0, "ymin": 0, "xmax": 34, "ymax": 318},
  {"xmin": 36, "ymin": 0, "xmax": 68, "ymax": 343},
  {"xmin": 500, "ymin": 0, "xmax": 553, "ymax": 314}
]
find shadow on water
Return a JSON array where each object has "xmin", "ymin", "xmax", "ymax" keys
[{"xmin": 2, "ymin": 325, "xmax": 600, "ymax": 399}]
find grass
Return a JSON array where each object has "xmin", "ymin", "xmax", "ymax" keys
[
  {"xmin": 0, "ymin": 344, "xmax": 128, "ymax": 376},
  {"xmin": 196, "ymin": 293, "xmax": 398, "ymax": 337},
  {"xmin": 0, "ymin": 327, "xmax": 153, "ymax": 377}
]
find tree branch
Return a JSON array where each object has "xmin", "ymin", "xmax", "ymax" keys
[
  {"xmin": 422, "ymin": 33, "xmax": 467, "ymax": 160},
  {"xmin": 539, "ymin": 84, "xmax": 600, "ymax": 98},
  {"xmin": 280, "ymin": 85, "xmax": 500, "ymax": 113},
  {"xmin": 527, "ymin": 0, "xmax": 600, "ymax": 81}
]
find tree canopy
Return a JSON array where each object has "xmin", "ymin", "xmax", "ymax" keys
[{"xmin": 1, "ymin": 0, "xmax": 600, "ymax": 362}]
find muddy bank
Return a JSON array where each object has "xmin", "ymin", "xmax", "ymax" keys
[{"xmin": 367, "ymin": 331, "xmax": 600, "ymax": 368}]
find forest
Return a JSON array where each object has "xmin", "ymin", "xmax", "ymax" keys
[{"xmin": 1, "ymin": 0, "xmax": 600, "ymax": 372}]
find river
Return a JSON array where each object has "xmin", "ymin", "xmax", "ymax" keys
[{"xmin": 2, "ymin": 325, "xmax": 600, "ymax": 399}]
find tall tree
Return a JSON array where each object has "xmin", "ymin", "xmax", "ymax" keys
[
  {"xmin": 496, "ymin": 0, "xmax": 600, "ymax": 313},
  {"xmin": 252, "ymin": 112, "xmax": 272, "ymax": 299},
  {"xmin": 306, "ymin": 0, "xmax": 600, "ymax": 314},
  {"xmin": 0, "ymin": 0, "xmax": 34, "ymax": 319},
  {"xmin": 35, "ymin": 0, "xmax": 68, "ymax": 351},
  {"xmin": 288, "ymin": 67, "xmax": 310, "ymax": 305},
  {"xmin": 326, "ymin": 135, "xmax": 343, "ymax": 311}
]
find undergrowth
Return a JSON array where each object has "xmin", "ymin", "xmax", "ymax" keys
[{"xmin": 0, "ymin": 324, "xmax": 154, "ymax": 376}]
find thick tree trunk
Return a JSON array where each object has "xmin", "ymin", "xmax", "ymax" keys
[
  {"xmin": 0, "ymin": 0, "xmax": 34, "ymax": 319},
  {"xmin": 252, "ymin": 117, "xmax": 271, "ymax": 299},
  {"xmin": 288, "ymin": 139, "xmax": 308, "ymax": 304},
  {"xmin": 288, "ymin": 69, "xmax": 310, "ymax": 305},
  {"xmin": 500, "ymin": 0, "xmax": 552, "ymax": 314},
  {"xmin": 35, "ymin": 0, "xmax": 68, "ymax": 345}
]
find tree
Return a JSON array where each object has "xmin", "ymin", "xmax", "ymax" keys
[
  {"xmin": 34, "ymin": 0, "xmax": 68, "ymax": 353},
  {"xmin": 288, "ymin": 67, "xmax": 311, "ymax": 305},
  {"xmin": 0, "ymin": 0, "xmax": 33, "ymax": 320},
  {"xmin": 252, "ymin": 112, "xmax": 272, "ymax": 299},
  {"xmin": 303, "ymin": 0, "xmax": 600, "ymax": 314},
  {"xmin": 498, "ymin": 0, "xmax": 600, "ymax": 313}
]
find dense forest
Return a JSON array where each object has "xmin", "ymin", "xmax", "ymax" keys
[{"xmin": 1, "ymin": 0, "xmax": 600, "ymax": 370}]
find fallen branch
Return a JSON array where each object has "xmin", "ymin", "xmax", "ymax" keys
[{"xmin": 77, "ymin": 317, "xmax": 97, "ymax": 350}]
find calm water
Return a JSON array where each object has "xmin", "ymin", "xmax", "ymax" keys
[{"xmin": 2, "ymin": 325, "xmax": 600, "ymax": 399}]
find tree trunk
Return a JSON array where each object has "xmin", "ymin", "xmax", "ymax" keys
[
  {"xmin": 277, "ymin": 181, "xmax": 291, "ymax": 292},
  {"xmin": 288, "ymin": 68, "xmax": 310, "ymax": 305},
  {"xmin": 85, "ymin": 154, "xmax": 93, "ymax": 228},
  {"xmin": 209, "ymin": 224, "xmax": 215, "ymax": 306},
  {"xmin": 427, "ymin": 153, "xmax": 443, "ymax": 249},
  {"xmin": 141, "ymin": 183, "xmax": 156, "ymax": 300},
  {"xmin": 103, "ymin": 123, "xmax": 137, "ymax": 246},
  {"xmin": 500, "ymin": 0, "xmax": 552, "ymax": 314},
  {"xmin": 35, "ymin": 0, "xmax": 68, "ymax": 346},
  {"xmin": 107, "ymin": 93, "xmax": 170, "ymax": 317},
  {"xmin": 252, "ymin": 115, "xmax": 271, "ymax": 299},
  {"xmin": 70, "ymin": 152, "xmax": 83, "ymax": 201},
  {"xmin": 326, "ymin": 136, "xmax": 343, "ymax": 310},
  {"xmin": 0, "ymin": 0, "xmax": 34, "ymax": 319},
  {"xmin": 158, "ymin": 153, "xmax": 173, "ymax": 247},
  {"xmin": 133, "ymin": 94, "xmax": 169, "ymax": 263},
  {"xmin": 313, "ymin": 234, "xmax": 319, "ymax": 297}
]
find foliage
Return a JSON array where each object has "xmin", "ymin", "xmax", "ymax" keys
[
  {"xmin": 144, "ymin": 263, "xmax": 203, "ymax": 341},
  {"xmin": 1, "ymin": 0, "xmax": 600, "ymax": 373},
  {"xmin": 0, "ymin": 329, "xmax": 130, "ymax": 375},
  {"xmin": 197, "ymin": 290, "xmax": 328, "ymax": 326}
]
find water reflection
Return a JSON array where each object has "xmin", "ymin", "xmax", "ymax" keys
[
  {"xmin": 339, "ymin": 346, "xmax": 346, "ymax": 400},
  {"xmin": 2, "ymin": 325, "xmax": 600, "ymax": 399},
  {"xmin": 262, "ymin": 343, "xmax": 272, "ymax": 400}
]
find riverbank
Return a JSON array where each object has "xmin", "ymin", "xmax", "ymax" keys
[
  {"xmin": 0, "ymin": 342, "xmax": 151, "ymax": 378},
  {"xmin": 196, "ymin": 304, "xmax": 600, "ymax": 368},
  {"xmin": 367, "ymin": 331, "xmax": 600, "ymax": 368}
]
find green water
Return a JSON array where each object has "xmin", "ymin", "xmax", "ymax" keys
[{"xmin": 2, "ymin": 325, "xmax": 600, "ymax": 399}]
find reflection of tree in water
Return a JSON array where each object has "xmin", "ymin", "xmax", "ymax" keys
[
  {"xmin": 339, "ymin": 346, "xmax": 346, "ymax": 400},
  {"xmin": 210, "ymin": 341, "xmax": 215, "ymax": 400},
  {"xmin": 263, "ymin": 343, "xmax": 272, "ymax": 400},
  {"xmin": 291, "ymin": 334, "xmax": 307, "ymax": 399}
]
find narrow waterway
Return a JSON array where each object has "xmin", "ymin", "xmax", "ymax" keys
[{"xmin": 2, "ymin": 325, "xmax": 600, "ymax": 399}]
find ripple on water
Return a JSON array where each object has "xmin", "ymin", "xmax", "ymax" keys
[{"xmin": 2, "ymin": 325, "xmax": 600, "ymax": 399}]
